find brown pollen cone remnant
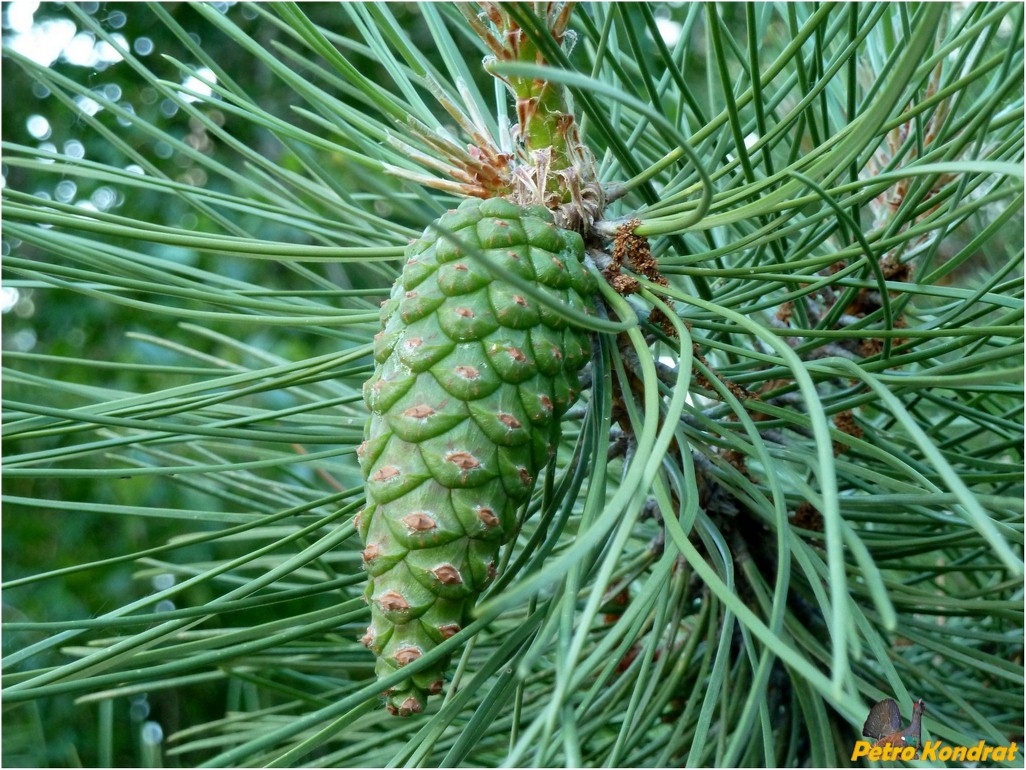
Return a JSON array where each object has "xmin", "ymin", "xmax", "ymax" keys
[
  {"xmin": 612, "ymin": 219, "xmax": 665, "ymax": 287},
  {"xmin": 792, "ymin": 502, "xmax": 824, "ymax": 533},
  {"xmin": 832, "ymin": 410, "xmax": 863, "ymax": 456},
  {"xmin": 606, "ymin": 219, "xmax": 677, "ymax": 337},
  {"xmin": 609, "ymin": 272, "xmax": 641, "ymax": 295}
]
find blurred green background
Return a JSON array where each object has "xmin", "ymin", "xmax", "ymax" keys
[{"xmin": 1, "ymin": 3, "xmax": 390, "ymax": 765}]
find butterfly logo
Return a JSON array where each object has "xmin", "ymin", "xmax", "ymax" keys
[{"xmin": 862, "ymin": 698, "xmax": 926, "ymax": 758}]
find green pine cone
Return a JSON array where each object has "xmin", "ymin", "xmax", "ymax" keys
[{"xmin": 357, "ymin": 197, "xmax": 595, "ymax": 716}]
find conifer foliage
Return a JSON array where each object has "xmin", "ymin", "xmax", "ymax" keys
[{"xmin": 2, "ymin": 3, "xmax": 1022, "ymax": 766}]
